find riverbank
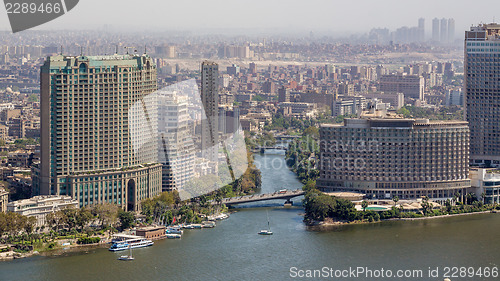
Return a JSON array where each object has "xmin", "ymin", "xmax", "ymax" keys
[
  {"xmin": 0, "ymin": 237, "xmax": 110, "ymax": 261},
  {"xmin": 387, "ymin": 209, "xmax": 498, "ymax": 221},
  {"xmin": 306, "ymin": 209, "xmax": 500, "ymax": 230}
]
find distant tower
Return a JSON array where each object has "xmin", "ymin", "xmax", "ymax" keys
[
  {"xmin": 432, "ymin": 18, "xmax": 440, "ymax": 42},
  {"xmin": 440, "ymin": 18, "xmax": 448, "ymax": 43},
  {"xmin": 447, "ymin": 18, "xmax": 455, "ymax": 43},
  {"xmin": 418, "ymin": 18, "xmax": 425, "ymax": 42},
  {"xmin": 201, "ymin": 61, "xmax": 219, "ymax": 162}
]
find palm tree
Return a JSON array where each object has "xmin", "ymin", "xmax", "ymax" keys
[
  {"xmin": 392, "ymin": 196, "xmax": 399, "ymax": 207},
  {"xmin": 421, "ymin": 196, "xmax": 431, "ymax": 215},
  {"xmin": 361, "ymin": 200, "xmax": 369, "ymax": 212}
]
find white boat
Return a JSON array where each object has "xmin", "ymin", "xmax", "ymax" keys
[
  {"xmin": 202, "ymin": 221, "xmax": 216, "ymax": 228},
  {"xmin": 258, "ymin": 229, "xmax": 273, "ymax": 235},
  {"xmin": 166, "ymin": 227, "xmax": 183, "ymax": 234},
  {"xmin": 109, "ymin": 235, "xmax": 154, "ymax": 251},
  {"xmin": 208, "ymin": 213, "xmax": 229, "ymax": 221},
  {"xmin": 118, "ymin": 246, "xmax": 134, "ymax": 261},
  {"xmin": 166, "ymin": 234, "xmax": 182, "ymax": 239},
  {"xmin": 258, "ymin": 211, "xmax": 273, "ymax": 235}
]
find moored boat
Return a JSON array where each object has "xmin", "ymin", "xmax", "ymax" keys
[
  {"xmin": 202, "ymin": 221, "xmax": 216, "ymax": 228},
  {"xmin": 109, "ymin": 234, "xmax": 154, "ymax": 251},
  {"xmin": 166, "ymin": 227, "xmax": 183, "ymax": 234}
]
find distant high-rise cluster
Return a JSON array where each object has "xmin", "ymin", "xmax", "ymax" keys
[
  {"xmin": 432, "ymin": 18, "xmax": 455, "ymax": 44},
  {"xmin": 369, "ymin": 18, "xmax": 455, "ymax": 45}
]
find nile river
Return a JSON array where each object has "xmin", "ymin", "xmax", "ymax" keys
[{"xmin": 1, "ymin": 151, "xmax": 499, "ymax": 281}]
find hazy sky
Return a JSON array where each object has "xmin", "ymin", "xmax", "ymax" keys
[{"xmin": 1, "ymin": 0, "xmax": 499, "ymax": 36}]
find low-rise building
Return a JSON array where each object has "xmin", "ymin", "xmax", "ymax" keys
[
  {"xmin": 136, "ymin": 225, "xmax": 166, "ymax": 240},
  {"xmin": 470, "ymin": 168, "xmax": 500, "ymax": 204},
  {"xmin": 279, "ymin": 102, "xmax": 317, "ymax": 118},
  {"xmin": 7, "ymin": 195, "xmax": 78, "ymax": 227}
]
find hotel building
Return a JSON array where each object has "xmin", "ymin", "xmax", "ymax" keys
[
  {"xmin": 317, "ymin": 111, "xmax": 470, "ymax": 200},
  {"xmin": 33, "ymin": 54, "xmax": 163, "ymax": 211}
]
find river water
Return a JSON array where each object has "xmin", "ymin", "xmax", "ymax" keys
[{"xmin": 1, "ymin": 151, "xmax": 499, "ymax": 281}]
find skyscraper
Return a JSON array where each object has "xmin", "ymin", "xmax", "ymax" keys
[
  {"xmin": 432, "ymin": 18, "xmax": 440, "ymax": 42},
  {"xmin": 34, "ymin": 54, "xmax": 163, "ymax": 211},
  {"xmin": 448, "ymin": 18, "xmax": 455, "ymax": 43},
  {"xmin": 200, "ymin": 61, "xmax": 219, "ymax": 163},
  {"xmin": 440, "ymin": 18, "xmax": 448, "ymax": 43},
  {"xmin": 465, "ymin": 23, "xmax": 500, "ymax": 167},
  {"xmin": 157, "ymin": 90, "xmax": 195, "ymax": 192},
  {"xmin": 418, "ymin": 18, "xmax": 425, "ymax": 42}
]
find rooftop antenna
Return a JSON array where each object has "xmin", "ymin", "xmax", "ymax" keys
[
  {"xmin": 60, "ymin": 45, "xmax": 63, "ymax": 55},
  {"xmin": 124, "ymin": 46, "xmax": 135, "ymax": 54},
  {"xmin": 80, "ymin": 46, "xmax": 83, "ymax": 56},
  {"xmin": 144, "ymin": 45, "xmax": 147, "ymax": 54},
  {"xmin": 115, "ymin": 45, "xmax": 118, "ymax": 55}
]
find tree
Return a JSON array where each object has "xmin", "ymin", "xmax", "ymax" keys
[
  {"xmin": 392, "ymin": 196, "xmax": 399, "ymax": 207},
  {"xmin": 361, "ymin": 200, "xmax": 369, "ymax": 212},
  {"xmin": 92, "ymin": 203, "xmax": 119, "ymax": 228},
  {"xmin": 61, "ymin": 208, "xmax": 79, "ymax": 231},
  {"xmin": 421, "ymin": 196, "xmax": 431, "ymax": 215},
  {"xmin": 24, "ymin": 216, "xmax": 37, "ymax": 236},
  {"xmin": 302, "ymin": 180, "xmax": 316, "ymax": 192},
  {"xmin": 118, "ymin": 211, "xmax": 135, "ymax": 230},
  {"xmin": 303, "ymin": 126, "xmax": 319, "ymax": 139},
  {"xmin": 396, "ymin": 107, "xmax": 411, "ymax": 118},
  {"xmin": 76, "ymin": 207, "xmax": 93, "ymax": 231},
  {"xmin": 445, "ymin": 199, "xmax": 452, "ymax": 213}
]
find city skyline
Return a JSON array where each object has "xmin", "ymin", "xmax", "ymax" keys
[{"xmin": 0, "ymin": 0, "xmax": 498, "ymax": 36}]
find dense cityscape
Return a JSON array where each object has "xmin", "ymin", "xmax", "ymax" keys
[{"xmin": 0, "ymin": 8, "xmax": 499, "ymax": 281}]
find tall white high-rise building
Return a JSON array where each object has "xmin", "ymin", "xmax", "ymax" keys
[
  {"xmin": 157, "ymin": 90, "xmax": 195, "ymax": 192},
  {"xmin": 432, "ymin": 18, "xmax": 440, "ymax": 42},
  {"xmin": 448, "ymin": 18, "xmax": 455, "ymax": 43},
  {"xmin": 440, "ymin": 18, "xmax": 448, "ymax": 43},
  {"xmin": 418, "ymin": 18, "xmax": 425, "ymax": 42}
]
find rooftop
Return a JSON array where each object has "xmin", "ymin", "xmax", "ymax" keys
[{"xmin": 321, "ymin": 110, "xmax": 468, "ymax": 129}]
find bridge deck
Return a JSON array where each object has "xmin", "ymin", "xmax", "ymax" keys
[{"xmin": 212, "ymin": 189, "xmax": 305, "ymax": 205}]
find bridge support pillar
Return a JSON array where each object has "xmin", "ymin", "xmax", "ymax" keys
[{"xmin": 284, "ymin": 199, "xmax": 293, "ymax": 207}]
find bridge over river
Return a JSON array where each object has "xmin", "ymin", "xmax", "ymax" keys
[{"xmin": 211, "ymin": 189, "xmax": 305, "ymax": 206}]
